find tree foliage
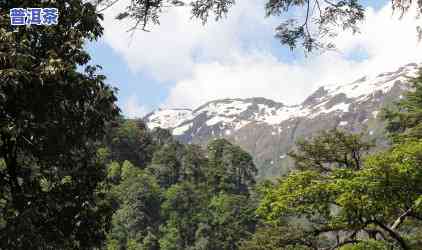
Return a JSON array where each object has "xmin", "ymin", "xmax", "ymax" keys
[
  {"xmin": 249, "ymin": 79, "xmax": 422, "ymax": 250},
  {"xmin": 105, "ymin": 124, "xmax": 258, "ymax": 250},
  {"xmin": 0, "ymin": 0, "xmax": 119, "ymax": 248},
  {"xmin": 207, "ymin": 139, "xmax": 257, "ymax": 195},
  {"xmin": 383, "ymin": 70, "xmax": 422, "ymax": 142},
  {"xmin": 96, "ymin": 0, "xmax": 420, "ymax": 52},
  {"xmin": 106, "ymin": 119, "xmax": 155, "ymax": 168},
  {"xmin": 288, "ymin": 130, "xmax": 373, "ymax": 173}
]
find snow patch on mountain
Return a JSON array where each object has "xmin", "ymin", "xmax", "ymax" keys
[
  {"xmin": 255, "ymin": 106, "xmax": 309, "ymax": 125},
  {"xmin": 196, "ymin": 100, "xmax": 252, "ymax": 116},
  {"xmin": 145, "ymin": 109, "xmax": 193, "ymax": 129},
  {"xmin": 206, "ymin": 116, "xmax": 236, "ymax": 126},
  {"xmin": 312, "ymin": 102, "xmax": 350, "ymax": 117},
  {"xmin": 173, "ymin": 122, "xmax": 192, "ymax": 135},
  {"xmin": 144, "ymin": 63, "xmax": 420, "ymax": 136},
  {"xmin": 323, "ymin": 63, "xmax": 418, "ymax": 101},
  {"xmin": 339, "ymin": 121, "xmax": 348, "ymax": 126}
]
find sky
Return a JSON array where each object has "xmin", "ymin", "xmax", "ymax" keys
[{"xmin": 86, "ymin": 0, "xmax": 422, "ymax": 118}]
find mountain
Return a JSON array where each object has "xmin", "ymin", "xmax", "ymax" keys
[{"xmin": 144, "ymin": 63, "xmax": 420, "ymax": 179}]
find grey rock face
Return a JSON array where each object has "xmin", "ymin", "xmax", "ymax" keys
[{"xmin": 144, "ymin": 63, "xmax": 420, "ymax": 179}]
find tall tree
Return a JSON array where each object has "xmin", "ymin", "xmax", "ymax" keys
[
  {"xmin": 0, "ymin": 1, "xmax": 119, "ymax": 248},
  {"xmin": 202, "ymin": 193, "xmax": 257, "ymax": 250},
  {"xmin": 106, "ymin": 119, "xmax": 155, "ymax": 168},
  {"xmin": 180, "ymin": 144, "xmax": 208, "ymax": 184},
  {"xmin": 107, "ymin": 161, "xmax": 162, "ymax": 250},
  {"xmin": 384, "ymin": 70, "xmax": 422, "ymax": 141},
  {"xmin": 207, "ymin": 139, "xmax": 257, "ymax": 195},
  {"xmin": 160, "ymin": 181, "xmax": 205, "ymax": 250},
  {"xmin": 288, "ymin": 129, "xmax": 374, "ymax": 173},
  {"xmin": 251, "ymin": 129, "xmax": 422, "ymax": 249},
  {"xmin": 147, "ymin": 142, "xmax": 184, "ymax": 188}
]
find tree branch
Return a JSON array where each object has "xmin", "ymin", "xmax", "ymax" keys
[
  {"xmin": 391, "ymin": 207, "xmax": 413, "ymax": 230},
  {"xmin": 373, "ymin": 220, "xmax": 409, "ymax": 250}
]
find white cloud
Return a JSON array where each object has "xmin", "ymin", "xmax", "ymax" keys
[
  {"xmin": 162, "ymin": 52, "xmax": 364, "ymax": 107},
  {"xmin": 102, "ymin": 0, "xmax": 422, "ymax": 110},
  {"xmin": 164, "ymin": 3, "xmax": 422, "ymax": 108},
  {"xmin": 121, "ymin": 95, "xmax": 149, "ymax": 118},
  {"xmin": 101, "ymin": 0, "xmax": 275, "ymax": 82}
]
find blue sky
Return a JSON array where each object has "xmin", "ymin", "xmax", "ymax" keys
[
  {"xmin": 86, "ymin": 41, "xmax": 169, "ymax": 114},
  {"xmin": 86, "ymin": 0, "xmax": 422, "ymax": 117}
]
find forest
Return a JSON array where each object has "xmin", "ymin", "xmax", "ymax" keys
[{"xmin": 1, "ymin": 0, "xmax": 422, "ymax": 249}]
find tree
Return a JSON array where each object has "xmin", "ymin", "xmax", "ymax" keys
[
  {"xmin": 96, "ymin": 0, "xmax": 419, "ymax": 52},
  {"xmin": 203, "ymin": 193, "xmax": 257, "ymax": 250},
  {"xmin": 104, "ymin": 127, "xmax": 259, "ymax": 250},
  {"xmin": 159, "ymin": 181, "xmax": 206, "ymax": 250},
  {"xmin": 0, "ymin": 0, "xmax": 119, "ymax": 248},
  {"xmin": 246, "ymin": 72, "xmax": 422, "ymax": 250},
  {"xmin": 107, "ymin": 161, "xmax": 162, "ymax": 249},
  {"xmin": 147, "ymin": 142, "xmax": 185, "ymax": 188},
  {"xmin": 384, "ymin": 70, "xmax": 422, "ymax": 142},
  {"xmin": 206, "ymin": 139, "xmax": 257, "ymax": 195},
  {"xmin": 288, "ymin": 129, "xmax": 374, "ymax": 173},
  {"xmin": 254, "ymin": 131, "xmax": 422, "ymax": 249},
  {"xmin": 240, "ymin": 223, "xmax": 321, "ymax": 250},
  {"xmin": 180, "ymin": 144, "xmax": 208, "ymax": 184},
  {"xmin": 106, "ymin": 119, "xmax": 155, "ymax": 168}
]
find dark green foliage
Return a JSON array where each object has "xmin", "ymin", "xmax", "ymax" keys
[
  {"xmin": 207, "ymin": 139, "xmax": 257, "ymax": 195},
  {"xmin": 159, "ymin": 182, "xmax": 205, "ymax": 249},
  {"xmin": 339, "ymin": 240, "xmax": 393, "ymax": 250},
  {"xmin": 104, "ymin": 120, "xmax": 179, "ymax": 174},
  {"xmin": 203, "ymin": 193, "xmax": 257, "ymax": 250},
  {"xmin": 107, "ymin": 162, "xmax": 162, "ymax": 249},
  {"xmin": 0, "ymin": 0, "xmax": 119, "ymax": 248},
  {"xmin": 241, "ymin": 71, "xmax": 422, "ymax": 249},
  {"xmin": 106, "ymin": 119, "xmax": 155, "ymax": 168},
  {"xmin": 106, "ymin": 127, "xmax": 258, "ymax": 250},
  {"xmin": 150, "ymin": 127, "xmax": 174, "ymax": 146},
  {"xmin": 253, "ymin": 134, "xmax": 422, "ymax": 249},
  {"xmin": 288, "ymin": 129, "xmax": 374, "ymax": 172},
  {"xmin": 180, "ymin": 144, "xmax": 208, "ymax": 184},
  {"xmin": 148, "ymin": 142, "xmax": 184, "ymax": 188},
  {"xmin": 384, "ymin": 70, "xmax": 422, "ymax": 141},
  {"xmin": 240, "ymin": 223, "xmax": 321, "ymax": 250}
]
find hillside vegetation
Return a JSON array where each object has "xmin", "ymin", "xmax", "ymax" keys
[
  {"xmin": 101, "ymin": 73, "xmax": 422, "ymax": 249},
  {"xmin": 1, "ymin": 0, "xmax": 422, "ymax": 249}
]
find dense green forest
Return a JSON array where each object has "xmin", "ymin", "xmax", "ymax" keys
[
  {"xmin": 1, "ymin": 0, "xmax": 422, "ymax": 249},
  {"xmin": 101, "ymin": 85, "xmax": 422, "ymax": 249},
  {"xmin": 103, "ymin": 121, "xmax": 258, "ymax": 249}
]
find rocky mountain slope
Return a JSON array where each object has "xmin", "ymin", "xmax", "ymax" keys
[{"xmin": 144, "ymin": 63, "xmax": 420, "ymax": 179}]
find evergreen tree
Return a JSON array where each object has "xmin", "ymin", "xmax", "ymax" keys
[
  {"xmin": 207, "ymin": 139, "xmax": 257, "ymax": 195},
  {"xmin": 160, "ymin": 182, "xmax": 205, "ymax": 250},
  {"xmin": 203, "ymin": 193, "xmax": 257, "ymax": 250},
  {"xmin": 384, "ymin": 70, "xmax": 422, "ymax": 141},
  {"xmin": 148, "ymin": 142, "xmax": 184, "ymax": 188},
  {"xmin": 106, "ymin": 119, "xmax": 155, "ymax": 168},
  {"xmin": 180, "ymin": 144, "xmax": 208, "ymax": 184},
  {"xmin": 107, "ymin": 161, "xmax": 162, "ymax": 250},
  {"xmin": 0, "ymin": 1, "xmax": 119, "ymax": 248},
  {"xmin": 105, "ymin": 129, "xmax": 259, "ymax": 250}
]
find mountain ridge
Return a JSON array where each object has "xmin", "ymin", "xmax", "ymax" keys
[{"xmin": 144, "ymin": 62, "xmax": 420, "ymax": 178}]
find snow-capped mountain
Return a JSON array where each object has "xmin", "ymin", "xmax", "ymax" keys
[{"xmin": 144, "ymin": 63, "xmax": 420, "ymax": 178}]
